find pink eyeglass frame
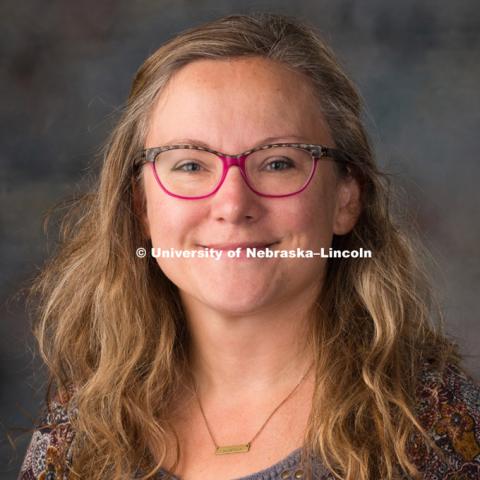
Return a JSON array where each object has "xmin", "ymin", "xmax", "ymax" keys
[{"xmin": 134, "ymin": 142, "xmax": 353, "ymax": 200}]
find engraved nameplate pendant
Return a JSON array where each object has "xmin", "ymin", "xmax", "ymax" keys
[{"xmin": 215, "ymin": 443, "xmax": 251, "ymax": 455}]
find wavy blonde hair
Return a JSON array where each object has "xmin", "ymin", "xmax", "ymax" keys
[{"xmin": 28, "ymin": 12, "xmax": 462, "ymax": 480}]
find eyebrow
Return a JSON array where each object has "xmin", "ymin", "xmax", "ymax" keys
[{"xmin": 163, "ymin": 135, "xmax": 312, "ymax": 149}]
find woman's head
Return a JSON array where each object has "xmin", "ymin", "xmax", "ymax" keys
[
  {"xmin": 29, "ymin": 13, "xmax": 460, "ymax": 480},
  {"xmin": 139, "ymin": 56, "xmax": 361, "ymax": 316}
]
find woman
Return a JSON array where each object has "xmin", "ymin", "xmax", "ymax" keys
[{"xmin": 18, "ymin": 13, "xmax": 480, "ymax": 480}]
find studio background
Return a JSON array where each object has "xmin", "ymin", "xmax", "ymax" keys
[{"xmin": 1, "ymin": 1, "xmax": 479, "ymax": 477}]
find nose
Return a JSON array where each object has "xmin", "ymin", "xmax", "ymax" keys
[{"xmin": 209, "ymin": 163, "xmax": 261, "ymax": 224}]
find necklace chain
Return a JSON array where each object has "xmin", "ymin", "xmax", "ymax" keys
[{"xmin": 192, "ymin": 361, "xmax": 314, "ymax": 453}]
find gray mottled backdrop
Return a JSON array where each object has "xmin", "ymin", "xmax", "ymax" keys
[{"xmin": 1, "ymin": 0, "xmax": 479, "ymax": 477}]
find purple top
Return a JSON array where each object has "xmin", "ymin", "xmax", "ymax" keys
[
  {"xmin": 155, "ymin": 447, "xmax": 329, "ymax": 479},
  {"xmin": 18, "ymin": 361, "xmax": 480, "ymax": 479}
]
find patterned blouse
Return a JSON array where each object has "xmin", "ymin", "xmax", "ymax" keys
[{"xmin": 18, "ymin": 362, "xmax": 480, "ymax": 479}]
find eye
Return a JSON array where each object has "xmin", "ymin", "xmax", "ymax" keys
[
  {"xmin": 264, "ymin": 157, "xmax": 296, "ymax": 171},
  {"xmin": 172, "ymin": 161, "xmax": 204, "ymax": 172}
]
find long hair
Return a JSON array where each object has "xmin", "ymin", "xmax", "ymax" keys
[{"xmin": 28, "ymin": 12, "xmax": 461, "ymax": 480}]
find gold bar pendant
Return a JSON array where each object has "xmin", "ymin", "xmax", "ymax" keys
[{"xmin": 215, "ymin": 443, "xmax": 251, "ymax": 455}]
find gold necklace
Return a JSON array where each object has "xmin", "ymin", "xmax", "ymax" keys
[{"xmin": 192, "ymin": 361, "xmax": 314, "ymax": 455}]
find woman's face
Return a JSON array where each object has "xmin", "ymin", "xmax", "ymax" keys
[{"xmin": 141, "ymin": 57, "xmax": 359, "ymax": 315}]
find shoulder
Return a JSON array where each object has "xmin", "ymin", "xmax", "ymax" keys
[
  {"xmin": 408, "ymin": 360, "xmax": 480, "ymax": 479},
  {"xmin": 18, "ymin": 390, "xmax": 77, "ymax": 480}
]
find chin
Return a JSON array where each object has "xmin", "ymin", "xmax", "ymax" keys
[{"xmin": 197, "ymin": 283, "xmax": 276, "ymax": 316}]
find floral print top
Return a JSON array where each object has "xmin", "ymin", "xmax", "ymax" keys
[{"xmin": 18, "ymin": 362, "xmax": 480, "ymax": 479}]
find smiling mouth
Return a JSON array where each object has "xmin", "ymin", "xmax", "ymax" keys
[{"xmin": 199, "ymin": 241, "xmax": 279, "ymax": 251}]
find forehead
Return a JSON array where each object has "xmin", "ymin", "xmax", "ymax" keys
[{"xmin": 145, "ymin": 56, "xmax": 333, "ymax": 149}]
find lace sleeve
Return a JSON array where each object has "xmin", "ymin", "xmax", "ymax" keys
[
  {"xmin": 407, "ymin": 362, "xmax": 480, "ymax": 479},
  {"xmin": 17, "ymin": 396, "xmax": 76, "ymax": 480}
]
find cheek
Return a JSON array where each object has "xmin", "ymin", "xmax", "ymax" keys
[
  {"xmin": 281, "ymin": 178, "xmax": 337, "ymax": 245},
  {"xmin": 147, "ymin": 202, "xmax": 200, "ymax": 247},
  {"xmin": 143, "ymin": 183, "xmax": 201, "ymax": 248},
  {"xmin": 144, "ymin": 196, "xmax": 202, "ymax": 288}
]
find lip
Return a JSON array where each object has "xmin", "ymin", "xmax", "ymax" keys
[{"xmin": 199, "ymin": 241, "xmax": 279, "ymax": 250}]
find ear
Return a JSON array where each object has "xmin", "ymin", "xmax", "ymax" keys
[
  {"xmin": 131, "ymin": 176, "xmax": 151, "ymax": 240},
  {"xmin": 333, "ymin": 176, "xmax": 362, "ymax": 235}
]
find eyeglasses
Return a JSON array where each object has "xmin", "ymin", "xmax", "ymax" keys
[{"xmin": 134, "ymin": 143, "xmax": 353, "ymax": 199}]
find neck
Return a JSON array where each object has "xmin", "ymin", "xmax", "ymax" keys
[{"xmin": 180, "ymin": 288, "xmax": 318, "ymax": 402}]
